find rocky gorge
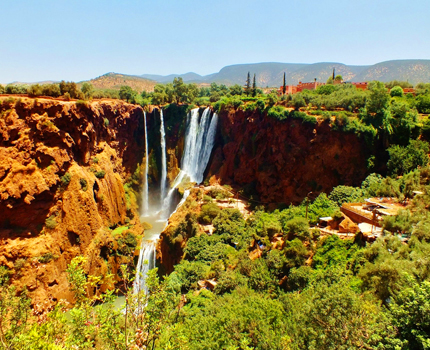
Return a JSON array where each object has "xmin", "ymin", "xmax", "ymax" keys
[{"xmin": 0, "ymin": 96, "xmax": 369, "ymax": 305}]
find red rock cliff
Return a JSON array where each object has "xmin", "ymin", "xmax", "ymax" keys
[
  {"xmin": 208, "ymin": 109, "xmax": 368, "ymax": 205},
  {"xmin": 0, "ymin": 97, "xmax": 145, "ymax": 304}
]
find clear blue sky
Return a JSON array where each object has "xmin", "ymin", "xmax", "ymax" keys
[{"xmin": 1, "ymin": 0, "xmax": 429, "ymax": 83}]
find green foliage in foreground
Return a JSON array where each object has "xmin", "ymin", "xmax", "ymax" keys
[{"xmin": 5, "ymin": 166, "xmax": 430, "ymax": 348}]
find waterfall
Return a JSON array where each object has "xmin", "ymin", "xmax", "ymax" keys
[
  {"xmin": 134, "ymin": 106, "xmax": 218, "ymax": 295},
  {"xmin": 159, "ymin": 109, "xmax": 167, "ymax": 207},
  {"xmin": 182, "ymin": 107, "xmax": 218, "ymax": 183},
  {"xmin": 161, "ymin": 107, "xmax": 218, "ymax": 218},
  {"xmin": 133, "ymin": 241, "xmax": 156, "ymax": 295},
  {"xmin": 142, "ymin": 111, "xmax": 149, "ymax": 216}
]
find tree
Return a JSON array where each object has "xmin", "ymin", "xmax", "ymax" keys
[
  {"xmin": 390, "ymin": 276, "xmax": 430, "ymax": 349},
  {"xmin": 41, "ymin": 84, "xmax": 61, "ymax": 97},
  {"xmin": 244, "ymin": 72, "xmax": 251, "ymax": 96},
  {"xmin": 282, "ymin": 72, "xmax": 286, "ymax": 95},
  {"xmin": 390, "ymin": 85, "xmax": 404, "ymax": 97},
  {"xmin": 252, "ymin": 74, "xmax": 257, "ymax": 97},
  {"xmin": 59, "ymin": 80, "xmax": 82, "ymax": 99},
  {"xmin": 387, "ymin": 140, "xmax": 430, "ymax": 176},
  {"xmin": 172, "ymin": 77, "xmax": 187, "ymax": 104},
  {"xmin": 229, "ymin": 84, "xmax": 243, "ymax": 96},
  {"xmin": 334, "ymin": 75, "xmax": 343, "ymax": 82},
  {"xmin": 27, "ymin": 84, "xmax": 42, "ymax": 97},
  {"xmin": 292, "ymin": 93, "xmax": 306, "ymax": 110},
  {"xmin": 119, "ymin": 85, "xmax": 137, "ymax": 102},
  {"xmin": 81, "ymin": 82, "xmax": 94, "ymax": 100},
  {"xmin": 366, "ymin": 81, "xmax": 390, "ymax": 116}
]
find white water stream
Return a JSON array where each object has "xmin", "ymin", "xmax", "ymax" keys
[
  {"xmin": 142, "ymin": 111, "xmax": 149, "ymax": 216},
  {"xmin": 133, "ymin": 107, "xmax": 218, "ymax": 295},
  {"xmin": 159, "ymin": 109, "xmax": 167, "ymax": 205}
]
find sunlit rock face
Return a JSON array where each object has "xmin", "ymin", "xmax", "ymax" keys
[{"xmin": 0, "ymin": 97, "xmax": 146, "ymax": 305}]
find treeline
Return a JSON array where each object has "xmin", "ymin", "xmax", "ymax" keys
[
  {"xmin": 2, "ymin": 77, "xmax": 430, "ymax": 116},
  {"xmin": 0, "ymin": 81, "xmax": 119, "ymax": 100}
]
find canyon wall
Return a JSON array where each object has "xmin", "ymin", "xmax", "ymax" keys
[
  {"xmin": 0, "ymin": 97, "xmax": 149, "ymax": 304},
  {"xmin": 208, "ymin": 109, "xmax": 368, "ymax": 205}
]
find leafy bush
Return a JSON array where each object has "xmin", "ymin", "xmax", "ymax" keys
[
  {"xmin": 95, "ymin": 170, "xmax": 106, "ymax": 179},
  {"xmin": 329, "ymin": 185, "xmax": 365, "ymax": 206},
  {"xmin": 267, "ymin": 105, "xmax": 288, "ymax": 120},
  {"xmin": 198, "ymin": 203, "xmax": 221, "ymax": 224},
  {"xmin": 60, "ymin": 172, "xmax": 72, "ymax": 186},
  {"xmin": 79, "ymin": 178, "xmax": 88, "ymax": 191},
  {"xmin": 38, "ymin": 252, "xmax": 57, "ymax": 264},
  {"xmin": 284, "ymin": 217, "xmax": 310, "ymax": 240},
  {"xmin": 387, "ymin": 140, "xmax": 430, "ymax": 176},
  {"xmin": 390, "ymin": 86, "xmax": 404, "ymax": 97},
  {"xmin": 45, "ymin": 215, "xmax": 57, "ymax": 229},
  {"xmin": 103, "ymin": 118, "xmax": 109, "ymax": 127}
]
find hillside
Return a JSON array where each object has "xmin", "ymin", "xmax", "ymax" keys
[
  {"xmin": 352, "ymin": 59, "xmax": 430, "ymax": 84},
  {"xmin": 139, "ymin": 59, "xmax": 430, "ymax": 86},
  {"xmin": 83, "ymin": 72, "xmax": 157, "ymax": 93}
]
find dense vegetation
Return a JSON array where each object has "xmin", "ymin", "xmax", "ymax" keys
[{"xmin": 3, "ymin": 164, "xmax": 430, "ymax": 349}]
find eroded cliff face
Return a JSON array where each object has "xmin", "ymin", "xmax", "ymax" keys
[
  {"xmin": 208, "ymin": 109, "xmax": 368, "ymax": 205},
  {"xmin": 0, "ymin": 97, "xmax": 146, "ymax": 304}
]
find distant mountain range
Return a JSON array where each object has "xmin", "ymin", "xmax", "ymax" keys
[
  {"xmin": 140, "ymin": 59, "xmax": 430, "ymax": 87},
  {"xmin": 8, "ymin": 60, "xmax": 430, "ymax": 90}
]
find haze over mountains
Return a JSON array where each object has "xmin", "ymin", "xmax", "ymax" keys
[
  {"xmin": 8, "ymin": 59, "xmax": 430, "ymax": 89},
  {"xmin": 140, "ymin": 59, "xmax": 430, "ymax": 86}
]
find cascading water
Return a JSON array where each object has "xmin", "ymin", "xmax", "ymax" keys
[
  {"xmin": 161, "ymin": 107, "xmax": 218, "ymax": 218},
  {"xmin": 159, "ymin": 109, "xmax": 167, "ymax": 206},
  {"xmin": 134, "ymin": 107, "xmax": 218, "ymax": 295},
  {"xmin": 133, "ymin": 240, "xmax": 156, "ymax": 295},
  {"xmin": 141, "ymin": 111, "xmax": 149, "ymax": 216}
]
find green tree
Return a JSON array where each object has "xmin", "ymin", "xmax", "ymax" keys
[
  {"xmin": 252, "ymin": 74, "xmax": 257, "ymax": 97},
  {"xmin": 366, "ymin": 81, "xmax": 390, "ymax": 117},
  {"xmin": 292, "ymin": 93, "xmax": 306, "ymax": 110},
  {"xmin": 81, "ymin": 82, "xmax": 94, "ymax": 100},
  {"xmin": 119, "ymin": 85, "xmax": 137, "ymax": 102},
  {"xmin": 27, "ymin": 84, "xmax": 42, "ymax": 97},
  {"xmin": 387, "ymin": 140, "xmax": 430, "ymax": 176},
  {"xmin": 229, "ymin": 84, "xmax": 243, "ymax": 96},
  {"xmin": 244, "ymin": 72, "xmax": 251, "ymax": 96},
  {"xmin": 390, "ymin": 85, "xmax": 404, "ymax": 97},
  {"xmin": 390, "ymin": 276, "xmax": 430, "ymax": 349}
]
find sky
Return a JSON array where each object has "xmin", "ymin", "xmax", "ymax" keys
[{"xmin": 1, "ymin": 0, "xmax": 429, "ymax": 83}]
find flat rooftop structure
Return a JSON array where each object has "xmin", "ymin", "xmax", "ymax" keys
[{"xmin": 341, "ymin": 198, "xmax": 405, "ymax": 228}]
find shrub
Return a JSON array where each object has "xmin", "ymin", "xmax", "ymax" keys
[
  {"xmin": 60, "ymin": 172, "xmax": 72, "ymax": 186},
  {"xmin": 390, "ymin": 86, "xmax": 404, "ymax": 97},
  {"xmin": 95, "ymin": 170, "xmax": 106, "ymax": 179},
  {"xmin": 198, "ymin": 203, "xmax": 221, "ymax": 224},
  {"xmin": 284, "ymin": 217, "xmax": 310, "ymax": 240},
  {"xmin": 103, "ymin": 118, "xmax": 109, "ymax": 127},
  {"xmin": 45, "ymin": 215, "xmax": 57, "ymax": 229},
  {"xmin": 38, "ymin": 252, "xmax": 57, "ymax": 264},
  {"xmin": 267, "ymin": 106, "xmax": 288, "ymax": 121},
  {"xmin": 14, "ymin": 258, "xmax": 26, "ymax": 271},
  {"xmin": 79, "ymin": 178, "xmax": 88, "ymax": 191},
  {"xmin": 387, "ymin": 140, "xmax": 430, "ymax": 176}
]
